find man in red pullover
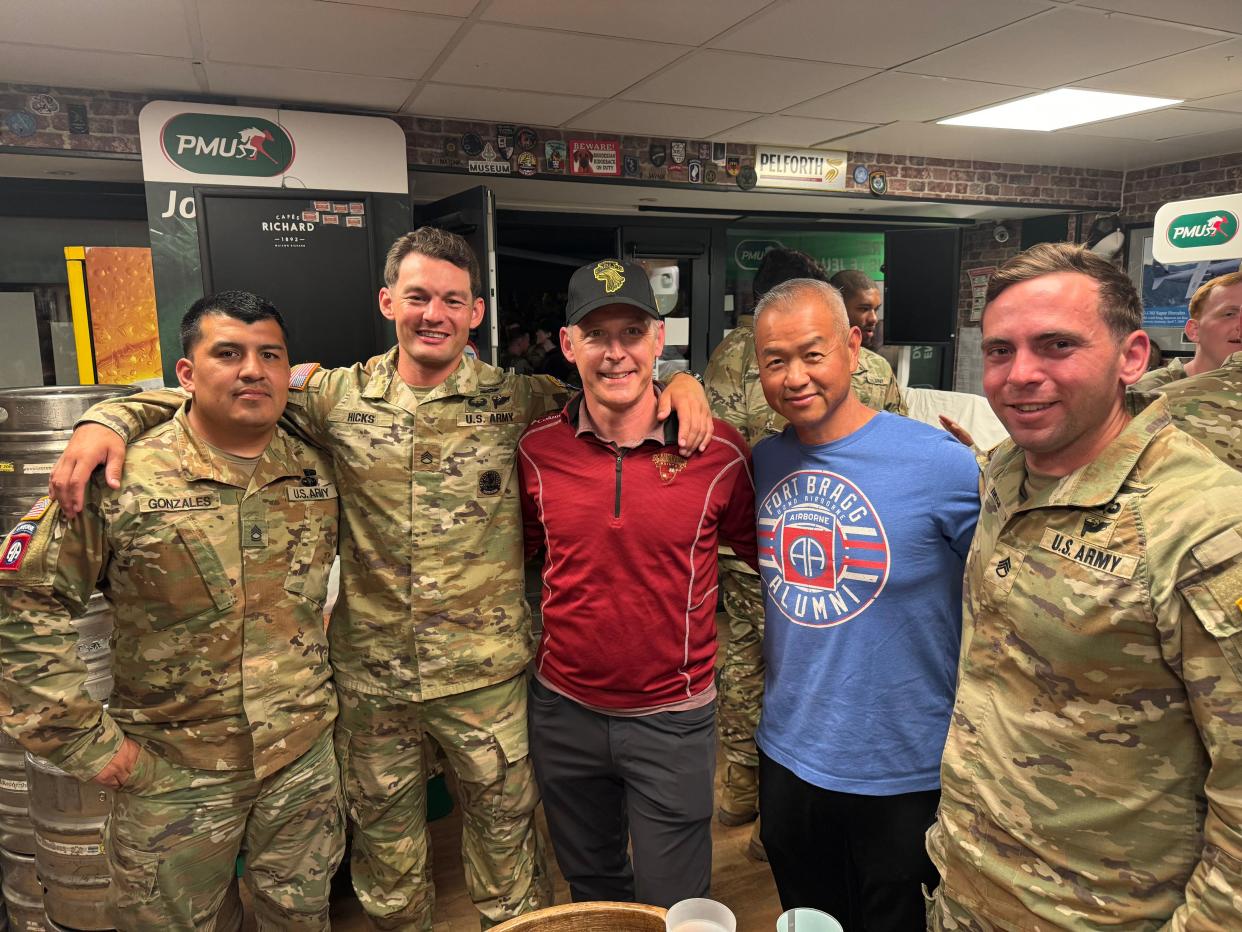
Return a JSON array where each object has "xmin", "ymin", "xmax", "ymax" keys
[{"xmin": 517, "ymin": 259, "xmax": 758, "ymax": 907}]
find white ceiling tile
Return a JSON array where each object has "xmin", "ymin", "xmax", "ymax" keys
[
  {"xmin": 622, "ymin": 51, "xmax": 876, "ymax": 113},
  {"xmin": 204, "ymin": 62, "xmax": 416, "ymax": 111},
  {"xmin": 1078, "ymin": 38, "xmax": 1242, "ymax": 99},
  {"xmin": 430, "ymin": 23, "xmax": 689, "ymax": 96},
  {"xmin": 570, "ymin": 100, "xmax": 761, "ymax": 138},
  {"xmin": 1077, "ymin": 0, "xmax": 1242, "ymax": 33},
  {"xmin": 0, "ymin": 43, "xmax": 201, "ymax": 95},
  {"xmin": 1119, "ymin": 126, "xmax": 1242, "ymax": 169},
  {"xmin": 1193, "ymin": 90, "xmax": 1242, "ymax": 113},
  {"xmin": 785, "ymin": 73, "xmax": 1038, "ymax": 123},
  {"xmin": 903, "ymin": 7, "xmax": 1224, "ymax": 88},
  {"xmin": 410, "ymin": 84, "xmax": 599, "ymax": 125},
  {"xmin": 5, "ymin": 0, "xmax": 193, "ymax": 57},
  {"xmin": 1060, "ymin": 106, "xmax": 1242, "ymax": 140},
  {"xmin": 721, "ymin": 115, "xmax": 876, "ymax": 147},
  {"xmin": 318, "ymin": 0, "xmax": 477, "ymax": 14},
  {"xmin": 711, "ymin": 0, "xmax": 1052, "ymax": 68},
  {"xmin": 199, "ymin": 0, "xmax": 461, "ymax": 79},
  {"xmin": 837, "ymin": 120, "xmax": 1149, "ymax": 171},
  {"xmin": 482, "ymin": 0, "xmax": 772, "ymax": 45}
]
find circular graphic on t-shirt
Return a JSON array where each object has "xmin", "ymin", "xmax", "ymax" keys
[{"xmin": 757, "ymin": 469, "xmax": 889, "ymax": 628}]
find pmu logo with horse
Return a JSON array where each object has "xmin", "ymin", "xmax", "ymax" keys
[{"xmin": 758, "ymin": 469, "xmax": 890, "ymax": 628}]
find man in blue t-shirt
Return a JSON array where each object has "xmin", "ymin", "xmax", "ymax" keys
[{"xmin": 751, "ymin": 277, "xmax": 980, "ymax": 932}]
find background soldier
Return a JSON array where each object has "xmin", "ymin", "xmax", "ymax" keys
[
  {"xmin": 1153, "ymin": 349, "xmax": 1241, "ymax": 472},
  {"xmin": 0, "ymin": 292, "xmax": 343, "ymax": 930},
  {"xmin": 49, "ymin": 229, "xmax": 713, "ymax": 930},
  {"xmin": 703, "ymin": 248, "xmax": 904, "ymax": 855},
  {"xmin": 927, "ymin": 244, "xmax": 1242, "ymax": 930},
  {"xmin": 1134, "ymin": 270, "xmax": 1242, "ymax": 391}
]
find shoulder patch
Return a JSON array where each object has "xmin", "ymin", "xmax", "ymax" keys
[
  {"xmin": 289, "ymin": 362, "xmax": 321, "ymax": 391},
  {"xmin": 0, "ymin": 499, "xmax": 50, "ymax": 573},
  {"xmin": 22, "ymin": 497, "xmax": 52, "ymax": 522}
]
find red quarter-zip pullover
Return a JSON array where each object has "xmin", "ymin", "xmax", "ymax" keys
[{"xmin": 518, "ymin": 393, "xmax": 758, "ymax": 712}]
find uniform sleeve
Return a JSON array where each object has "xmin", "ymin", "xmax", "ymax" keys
[
  {"xmin": 704, "ymin": 338, "xmax": 750, "ymax": 434},
  {"xmin": 0, "ymin": 497, "xmax": 126, "ymax": 782},
  {"xmin": 281, "ymin": 365, "xmax": 343, "ymax": 448},
  {"xmin": 882, "ymin": 373, "xmax": 908, "ymax": 416},
  {"xmin": 517, "ymin": 373, "xmax": 573, "ymax": 419},
  {"xmin": 1162, "ymin": 526, "xmax": 1242, "ymax": 930},
  {"xmin": 718, "ymin": 435, "xmax": 759, "ymax": 571},
  {"xmin": 78, "ymin": 387, "xmax": 185, "ymax": 440}
]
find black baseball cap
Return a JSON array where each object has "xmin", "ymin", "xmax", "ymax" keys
[{"xmin": 565, "ymin": 259, "xmax": 660, "ymax": 327}]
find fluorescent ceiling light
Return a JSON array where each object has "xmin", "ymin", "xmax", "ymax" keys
[{"xmin": 938, "ymin": 88, "xmax": 1182, "ymax": 132}]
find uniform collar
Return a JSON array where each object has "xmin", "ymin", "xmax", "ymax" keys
[
  {"xmin": 361, "ymin": 347, "xmax": 499, "ymax": 412},
  {"xmin": 173, "ymin": 404, "xmax": 302, "ymax": 492},
  {"xmin": 988, "ymin": 396, "xmax": 1171, "ymax": 515}
]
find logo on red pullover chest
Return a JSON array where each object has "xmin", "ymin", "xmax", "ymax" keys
[
  {"xmin": 758, "ymin": 470, "xmax": 889, "ymax": 627},
  {"xmin": 651, "ymin": 452, "xmax": 687, "ymax": 484}
]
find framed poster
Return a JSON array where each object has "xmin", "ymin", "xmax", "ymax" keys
[{"xmin": 1128, "ymin": 223, "xmax": 1241, "ymax": 335}]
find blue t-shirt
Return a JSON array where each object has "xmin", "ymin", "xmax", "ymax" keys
[{"xmin": 754, "ymin": 412, "xmax": 980, "ymax": 795}]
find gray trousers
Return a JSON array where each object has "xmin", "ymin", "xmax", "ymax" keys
[{"xmin": 527, "ymin": 676, "xmax": 716, "ymax": 908}]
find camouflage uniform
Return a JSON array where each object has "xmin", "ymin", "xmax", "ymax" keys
[
  {"xmin": 80, "ymin": 348, "xmax": 564, "ymax": 930},
  {"xmin": 703, "ymin": 319, "xmax": 906, "ymax": 816},
  {"xmin": 1154, "ymin": 349, "xmax": 1242, "ymax": 472},
  {"xmin": 0, "ymin": 405, "xmax": 343, "ymax": 931},
  {"xmin": 1131, "ymin": 355, "xmax": 1187, "ymax": 392},
  {"xmin": 926, "ymin": 396, "xmax": 1242, "ymax": 930}
]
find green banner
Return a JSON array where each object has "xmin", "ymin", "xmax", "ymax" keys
[{"xmin": 726, "ymin": 230, "xmax": 884, "ymax": 290}]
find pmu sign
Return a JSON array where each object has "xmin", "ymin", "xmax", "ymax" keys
[
  {"xmin": 160, "ymin": 113, "xmax": 295, "ymax": 177},
  {"xmin": 1153, "ymin": 193, "xmax": 1242, "ymax": 263}
]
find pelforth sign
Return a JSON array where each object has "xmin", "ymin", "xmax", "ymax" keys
[{"xmin": 1153, "ymin": 194, "xmax": 1242, "ymax": 263}]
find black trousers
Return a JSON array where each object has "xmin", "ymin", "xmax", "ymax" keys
[
  {"xmin": 759, "ymin": 749, "xmax": 940, "ymax": 932},
  {"xmin": 527, "ymin": 676, "xmax": 716, "ymax": 908}
]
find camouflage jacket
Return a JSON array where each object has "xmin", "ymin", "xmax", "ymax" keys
[
  {"xmin": 81, "ymin": 349, "xmax": 568, "ymax": 702},
  {"xmin": 0, "ymin": 406, "xmax": 338, "ymax": 782},
  {"xmin": 1132, "ymin": 355, "xmax": 1187, "ymax": 393},
  {"xmin": 703, "ymin": 316, "xmax": 906, "ymax": 447},
  {"xmin": 928, "ymin": 397, "xmax": 1242, "ymax": 930},
  {"xmin": 1155, "ymin": 350, "xmax": 1242, "ymax": 472}
]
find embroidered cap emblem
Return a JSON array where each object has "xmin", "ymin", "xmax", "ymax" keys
[{"xmin": 593, "ymin": 260, "xmax": 625, "ymax": 294}]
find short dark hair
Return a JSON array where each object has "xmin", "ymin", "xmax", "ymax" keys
[
  {"xmin": 752, "ymin": 247, "xmax": 829, "ymax": 301},
  {"xmin": 985, "ymin": 242, "xmax": 1142, "ymax": 339},
  {"xmin": 829, "ymin": 269, "xmax": 878, "ymax": 302},
  {"xmin": 384, "ymin": 226, "xmax": 481, "ymax": 298},
  {"xmin": 180, "ymin": 291, "xmax": 288, "ymax": 356}
]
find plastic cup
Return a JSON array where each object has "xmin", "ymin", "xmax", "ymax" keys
[
  {"xmin": 776, "ymin": 908, "xmax": 844, "ymax": 932},
  {"xmin": 665, "ymin": 897, "xmax": 737, "ymax": 932}
]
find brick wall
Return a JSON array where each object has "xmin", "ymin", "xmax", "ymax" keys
[
  {"xmin": 0, "ymin": 81, "xmax": 1125, "ymax": 210},
  {"xmin": 1120, "ymin": 155, "xmax": 1242, "ymax": 224}
]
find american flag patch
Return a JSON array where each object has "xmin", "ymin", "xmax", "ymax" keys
[
  {"xmin": 22, "ymin": 497, "xmax": 52, "ymax": 521},
  {"xmin": 288, "ymin": 363, "xmax": 321, "ymax": 391}
]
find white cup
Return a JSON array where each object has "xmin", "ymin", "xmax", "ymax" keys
[
  {"xmin": 665, "ymin": 897, "xmax": 737, "ymax": 932},
  {"xmin": 776, "ymin": 907, "xmax": 844, "ymax": 932}
]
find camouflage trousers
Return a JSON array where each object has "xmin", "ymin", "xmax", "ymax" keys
[
  {"xmin": 104, "ymin": 728, "xmax": 345, "ymax": 931},
  {"xmin": 718, "ymin": 560, "xmax": 765, "ymax": 770},
  {"xmin": 335, "ymin": 674, "xmax": 553, "ymax": 931}
]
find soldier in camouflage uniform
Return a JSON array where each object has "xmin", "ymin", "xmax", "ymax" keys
[
  {"xmin": 1133, "ymin": 270, "xmax": 1241, "ymax": 392},
  {"xmin": 705, "ymin": 249, "xmax": 904, "ymax": 839},
  {"xmin": 1152, "ymin": 349, "xmax": 1241, "ymax": 472},
  {"xmin": 0, "ymin": 293, "xmax": 344, "ymax": 931},
  {"xmin": 51, "ymin": 230, "xmax": 715, "ymax": 930},
  {"xmin": 927, "ymin": 244, "xmax": 1242, "ymax": 930}
]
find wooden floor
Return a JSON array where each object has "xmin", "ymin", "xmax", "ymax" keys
[{"xmin": 243, "ymin": 613, "xmax": 785, "ymax": 930}]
